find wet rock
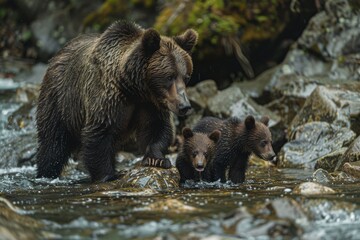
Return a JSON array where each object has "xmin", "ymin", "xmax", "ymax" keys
[
  {"xmin": 0, "ymin": 130, "xmax": 37, "ymax": 168},
  {"xmin": 266, "ymin": 198, "xmax": 307, "ymax": 222},
  {"xmin": 314, "ymin": 148, "xmax": 348, "ymax": 172},
  {"xmin": 330, "ymin": 170, "xmax": 356, "ymax": 182},
  {"xmin": 290, "ymin": 85, "xmax": 360, "ymax": 135},
  {"xmin": 28, "ymin": 1, "xmax": 101, "ymax": 59},
  {"xmin": 180, "ymin": 80, "xmax": 218, "ymax": 129},
  {"xmin": 342, "ymin": 161, "xmax": 360, "ymax": 179},
  {"xmin": 222, "ymin": 205, "xmax": 303, "ymax": 239},
  {"xmin": 261, "ymin": 0, "xmax": 360, "ymax": 117},
  {"xmin": 142, "ymin": 199, "xmax": 198, "ymax": 213},
  {"xmin": 207, "ymin": 85, "xmax": 281, "ymax": 127},
  {"xmin": 266, "ymin": 0, "xmax": 360, "ymax": 91},
  {"xmin": 335, "ymin": 135, "xmax": 360, "ymax": 170},
  {"xmin": 293, "ymin": 182, "xmax": 336, "ymax": 195},
  {"xmin": 298, "ymin": 0, "xmax": 360, "ymax": 64},
  {"xmin": 118, "ymin": 167, "xmax": 180, "ymax": 190},
  {"xmin": 312, "ymin": 169, "xmax": 333, "ymax": 183},
  {"xmin": 187, "ymin": 80, "xmax": 218, "ymax": 110},
  {"xmin": 278, "ymin": 122, "xmax": 355, "ymax": 169},
  {"xmin": 265, "ymin": 95, "xmax": 305, "ymax": 127},
  {"xmin": 0, "ymin": 198, "xmax": 56, "ymax": 239},
  {"xmin": 233, "ymin": 67, "xmax": 277, "ymax": 99}
]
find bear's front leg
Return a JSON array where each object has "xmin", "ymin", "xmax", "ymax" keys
[
  {"xmin": 137, "ymin": 111, "xmax": 174, "ymax": 169},
  {"xmin": 81, "ymin": 123, "xmax": 117, "ymax": 182}
]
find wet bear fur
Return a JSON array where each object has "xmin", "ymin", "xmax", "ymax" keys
[
  {"xmin": 36, "ymin": 21, "xmax": 198, "ymax": 182},
  {"xmin": 176, "ymin": 127, "xmax": 220, "ymax": 183},
  {"xmin": 193, "ymin": 115, "xmax": 275, "ymax": 184}
]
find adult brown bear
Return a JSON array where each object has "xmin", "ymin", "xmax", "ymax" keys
[{"xmin": 36, "ymin": 21, "xmax": 198, "ymax": 182}]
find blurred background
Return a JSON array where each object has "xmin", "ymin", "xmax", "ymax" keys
[{"xmin": 1, "ymin": 0, "xmax": 321, "ymax": 88}]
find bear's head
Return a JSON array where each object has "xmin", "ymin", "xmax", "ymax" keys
[
  {"xmin": 182, "ymin": 127, "xmax": 220, "ymax": 172},
  {"xmin": 244, "ymin": 115, "xmax": 276, "ymax": 162},
  {"xmin": 142, "ymin": 28, "xmax": 198, "ymax": 116}
]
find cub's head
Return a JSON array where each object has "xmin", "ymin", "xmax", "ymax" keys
[
  {"xmin": 142, "ymin": 28, "xmax": 198, "ymax": 116},
  {"xmin": 244, "ymin": 115, "xmax": 276, "ymax": 162},
  {"xmin": 182, "ymin": 127, "xmax": 220, "ymax": 172}
]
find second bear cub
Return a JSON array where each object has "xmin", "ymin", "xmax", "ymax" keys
[
  {"xmin": 176, "ymin": 127, "xmax": 220, "ymax": 183},
  {"xmin": 194, "ymin": 115, "xmax": 275, "ymax": 184}
]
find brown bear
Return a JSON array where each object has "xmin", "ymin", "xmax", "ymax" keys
[
  {"xmin": 36, "ymin": 21, "xmax": 198, "ymax": 182},
  {"xmin": 193, "ymin": 115, "xmax": 275, "ymax": 184},
  {"xmin": 176, "ymin": 127, "xmax": 220, "ymax": 183}
]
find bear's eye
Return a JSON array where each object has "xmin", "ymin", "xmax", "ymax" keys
[
  {"xmin": 192, "ymin": 151, "xmax": 198, "ymax": 158},
  {"xmin": 184, "ymin": 75, "xmax": 191, "ymax": 84},
  {"xmin": 167, "ymin": 75, "xmax": 175, "ymax": 82},
  {"xmin": 260, "ymin": 140, "xmax": 268, "ymax": 147},
  {"xmin": 204, "ymin": 152, "xmax": 208, "ymax": 158}
]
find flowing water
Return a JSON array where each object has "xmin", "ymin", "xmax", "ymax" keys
[{"xmin": 1, "ymin": 162, "xmax": 360, "ymax": 239}]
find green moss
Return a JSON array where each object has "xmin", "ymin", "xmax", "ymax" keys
[{"xmin": 154, "ymin": 0, "xmax": 292, "ymax": 59}]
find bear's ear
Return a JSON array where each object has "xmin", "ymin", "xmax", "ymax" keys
[
  {"xmin": 209, "ymin": 130, "xmax": 221, "ymax": 143},
  {"xmin": 260, "ymin": 116, "xmax": 270, "ymax": 126},
  {"xmin": 173, "ymin": 29, "xmax": 198, "ymax": 53},
  {"xmin": 245, "ymin": 115, "xmax": 256, "ymax": 130},
  {"xmin": 182, "ymin": 127, "xmax": 193, "ymax": 139},
  {"xmin": 142, "ymin": 28, "xmax": 161, "ymax": 56}
]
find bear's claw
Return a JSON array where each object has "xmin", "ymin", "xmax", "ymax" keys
[{"xmin": 142, "ymin": 157, "xmax": 172, "ymax": 169}]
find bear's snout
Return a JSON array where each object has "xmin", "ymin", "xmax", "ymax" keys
[
  {"xmin": 177, "ymin": 90, "xmax": 192, "ymax": 116},
  {"xmin": 193, "ymin": 155, "xmax": 206, "ymax": 172},
  {"xmin": 263, "ymin": 152, "xmax": 276, "ymax": 162}
]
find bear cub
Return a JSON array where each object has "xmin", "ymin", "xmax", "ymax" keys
[
  {"xmin": 194, "ymin": 115, "xmax": 275, "ymax": 184},
  {"xmin": 176, "ymin": 127, "xmax": 220, "ymax": 183}
]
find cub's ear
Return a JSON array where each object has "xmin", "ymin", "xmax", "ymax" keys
[
  {"xmin": 182, "ymin": 127, "xmax": 193, "ymax": 139},
  {"xmin": 142, "ymin": 28, "xmax": 160, "ymax": 56},
  {"xmin": 173, "ymin": 29, "xmax": 198, "ymax": 53},
  {"xmin": 209, "ymin": 130, "xmax": 221, "ymax": 143},
  {"xmin": 260, "ymin": 116, "xmax": 270, "ymax": 126},
  {"xmin": 245, "ymin": 115, "xmax": 256, "ymax": 130}
]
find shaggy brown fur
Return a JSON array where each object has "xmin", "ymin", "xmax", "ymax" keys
[
  {"xmin": 176, "ymin": 127, "xmax": 220, "ymax": 183},
  {"xmin": 36, "ymin": 21, "xmax": 198, "ymax": 182},
  {"xmin": 193, "ymin": 116, "xmax": 275, "ymax": 184}
]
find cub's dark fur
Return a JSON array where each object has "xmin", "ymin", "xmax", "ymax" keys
[
  {"xmin": 193, "ymin": 116, "xmax": 275, "ymax": 183},
  {"xmin": 176, "ymin": 127, "xmax": 220, "ymax": 183}
]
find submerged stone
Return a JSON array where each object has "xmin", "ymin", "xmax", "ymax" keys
[
  {"xmin": 266, "ymin": 198, "xmax": 308, "ymax": 222},
  {"xmin": 278, "ymin": 122, "xmax": 355, "ymax": 169},
  {"xmin": 118, "ymin": 166, "xmax": 180, "ymax": 190},
  {"xmin": 293, "ymin": 182, "xmax": 336, "ymax": 195},
  {"xmin": 222, "ymin": 203, "xmax": 303, "ymax": 239},
  {"xmin": 142, "ymin": 199, "xmax": 199, "ymax": 213},
  {"xmin": 0, "ymin": 198, "xmax": 56, "ymax": 239},
  {"xmin": 312, "ymin": 169, "xmax": 333, "ymax": 183},
  {"xmin": 342, "ymin": 161, "xmax": 360, "ymax": 179}
]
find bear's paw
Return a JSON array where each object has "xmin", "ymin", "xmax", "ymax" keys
[{"xmin": 142, "ymin": 157, "xmax": 172, "ymax": 169}]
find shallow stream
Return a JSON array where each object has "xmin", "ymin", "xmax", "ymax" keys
[{"xmin": 1, "ymin": 162, "xmax": 360, "ymax": 239}]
